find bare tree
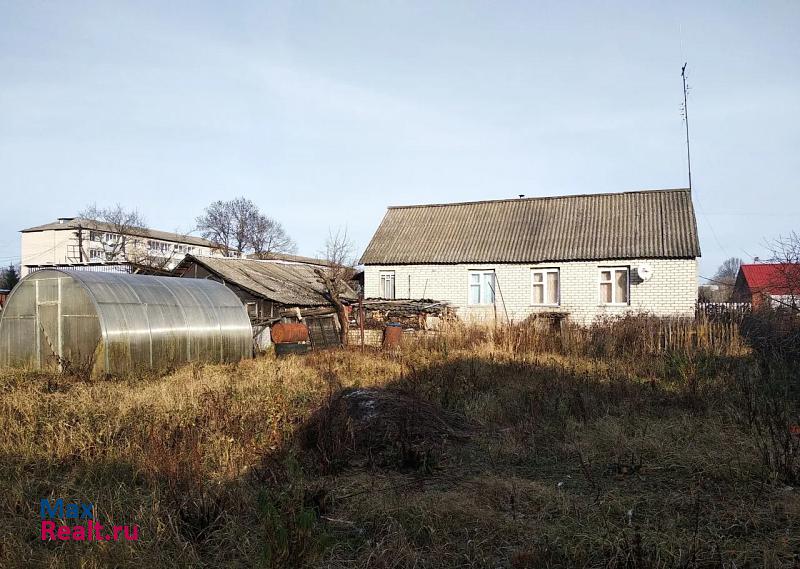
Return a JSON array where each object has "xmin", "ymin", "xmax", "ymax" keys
[
  {"xmin": 77, "ymin": 204, "xmax": 146, "ymax": 262},
  {"xmin": 315, "ymin": 228, "xmax": 356, "ymax": 346},
  {"xmin": 766, "ymin": 232, "xmax": 800, "ymax": 311},
  {"xmin": 76, "ymin": 204, "xmax": 186, "ymax": 270},
  {"xmin": 249, "ymin": 213, "xmax": 296, "ymax": 256},
  {"xmin": 196, "ymin": 198, "xmax": 296, "ymax": 257},
  {"xmin": 713, "ymin": 256, "xmax": 743, "ymax": 301}
]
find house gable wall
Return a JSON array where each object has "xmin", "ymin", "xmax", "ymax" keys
[
  {"xmin": 364, "ymin": 258, "xmax": 697, "ymax": 325},
  {"xmin": 21, "ymin": 230, "xmax": 73, "ymax": 273}
]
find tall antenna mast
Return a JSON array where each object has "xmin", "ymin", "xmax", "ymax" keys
[{"xmin": 681, "ymin": 62, "xmax": 692, "ymax": 190}]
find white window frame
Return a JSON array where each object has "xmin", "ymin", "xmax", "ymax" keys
[
  {"xmin": 379, "ymin": 271, "xmax": 396, "ymax": 299},
  {"xmin": 468, "ymin": 270, "xmax": 496, "ymax": 305},
  {"xmin": 531, "ymin": 268, "xmax": 560, "ymax": 306},
  {"xmin": 599, "ymin": 267, "xmax": 630, "ymax": 305}
]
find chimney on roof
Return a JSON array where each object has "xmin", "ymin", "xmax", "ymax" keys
[
  {"xmin": 518, "ymin": 194, "xmax": 525, "ymax": 199},
  {"xmin": 57, "ymin": 217, "xmax": 76, "ymax": 224},
  {"xmin": 753, "ymin": 257, "xmax": 760, "ymax": 263}
]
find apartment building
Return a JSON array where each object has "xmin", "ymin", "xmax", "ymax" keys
[{"xmin": 20, "ymin": 217, "xmax": 219, "ymax": 274}]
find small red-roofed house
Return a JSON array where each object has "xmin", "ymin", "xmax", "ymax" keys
[{"xmin": 732, "ymin": 263, "xmax": 800, "ymax": 309}]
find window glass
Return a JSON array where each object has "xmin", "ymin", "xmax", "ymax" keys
[
  {"xmin": 547, "ymin": 271, "xmax": 559, "ymax": 304},
  {"xmin": 600, "ymin": 282, "xmax": 612, "ymax": 303},
  {"xmin": 599, "ymin": 267, "xmax": 628, "ymax": 304},
  {"xmin": 532, "ymin": 269, "xmax": 559, "ymax": 305},
  {"xmin": 468, "ymin": 271, "xmax": 495, "ymax": 304},
  {"xmin": 482, "ymin": 273, "xmax": 495, "ymax": 304},
  {"xmin": 380, "ymin": 272, "xmax": 395, "ymax": 299},
  {"xmin": 615, "ymin": 270, "xmax": 628, "ymax": 303},
  {"xmin": 532, "ymin": 284, "xmax": 544, "ymax": 304},
  {"xmin": 469, "ymin": 283, "xmax": 481, "ymax": 304}
]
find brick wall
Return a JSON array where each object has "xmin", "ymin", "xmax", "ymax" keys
[{"xmin": 364, "ymin": 258, "xmax": 697, "ymax": 325}]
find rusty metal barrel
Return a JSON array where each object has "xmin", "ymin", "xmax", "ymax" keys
[
  {"xmin": 382, "ymin": 323, "xmax": 403, "ymax": 349},
  {"xmin": 271, "ymin": 322, "xmax": 310, "ymax": 344}
]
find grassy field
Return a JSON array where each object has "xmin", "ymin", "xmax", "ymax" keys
[{"xmin": 1, "ymin": 318, "xmax": 799, "ymax": 568}]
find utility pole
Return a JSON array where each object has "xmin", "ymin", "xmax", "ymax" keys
[
  {"xmin": 681, "ymin": 62, "xmax": 692, "ymax": 190},
  {"xmin": 76, "ymin": 225, "xmax": 84, "ymax": 262}
]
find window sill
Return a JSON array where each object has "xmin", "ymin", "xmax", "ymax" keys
[
  {"xmin": 600, "ymin": 303, "xmax": 630, "ymax": 307},
  {"xmin": 530, "ymin": 304, "xmax": 560, "ymax": 308}
]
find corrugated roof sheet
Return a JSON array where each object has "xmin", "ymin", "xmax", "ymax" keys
[
  {"xmin": 21, "ymin": 218, "xmax": 214, "ymax": 248},
  {"xmin": 176, "ymin": 255, "xmax": 358, "ymax": 306},
  {"xmin": 248, "ymin": 251, "xmax": 331, "ymax": 266},
  {"xmin": 360, "ymin": 189, "xmax": 700, "ymax": 264},
  {"xmin": 740, "ymin": 263, "xmax": 800, "ymax": 296}
]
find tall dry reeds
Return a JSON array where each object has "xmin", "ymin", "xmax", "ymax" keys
[{"xmin": 414, "ymin": 313, "xmax": 748, "ymax": 359}]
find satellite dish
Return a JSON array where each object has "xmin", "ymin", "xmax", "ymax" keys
[{"xmin": 637, "ymin": 264, "xmax": 654, "ymax": 281}]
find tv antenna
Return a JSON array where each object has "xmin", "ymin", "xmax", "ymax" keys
[{"xmin": 681, "ymin": 62, "xmax": 692, "ymax": 190}]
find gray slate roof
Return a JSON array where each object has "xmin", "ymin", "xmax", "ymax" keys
[
  {"xmin": 21, "ymin": 218, "xmax": 214, "ymax": 248},
  {"xmin": 360, "ymin": 189, "xmax": 700, "ymax": 265},
  {"xmin": 175, "ymin": 255, "xmax": 358, "ymax": 306},
  {"xmin": 248, "ymin": 251, "xmax": 332, "ymax": 266}
]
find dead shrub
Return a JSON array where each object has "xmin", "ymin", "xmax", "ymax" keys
[
  {"xmin": 176, "ymin": 486, "xmax": 228, "ymax": 545},
  {"xmin": 298, "ymin": 387, "xmax": 472, "ymax": 473},
  {"xmin": 737, "ymin": 310, "xmax": 800, "ymax": 484}
]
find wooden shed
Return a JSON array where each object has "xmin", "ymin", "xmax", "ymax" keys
[{"xmin": 173, "ymin": 254, "xmax": 358, "ymax": 350}]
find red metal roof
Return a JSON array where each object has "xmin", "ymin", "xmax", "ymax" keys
[{"xmin": 739, "ymin": 263, "xmax": 800, "ymax": 296}]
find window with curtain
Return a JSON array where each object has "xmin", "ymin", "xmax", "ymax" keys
[
  {"xmin": 599, "ymin": 267, "xmax": 629, "ymax": 304},
  {"xmin": 532, "ymin": 269, "xmax": 560, "ymax": 305},
  {"xmin": 468, "ymin": 271, "xmax": 496, "ymax": 305},
  {"xmin": 379, "ymin": 271, "xmax": 396, "ymax": 299}
]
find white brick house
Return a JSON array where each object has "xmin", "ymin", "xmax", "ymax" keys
[{"xmin": 360, "ymin": 189, "xmax": 700, "ymax": 325}]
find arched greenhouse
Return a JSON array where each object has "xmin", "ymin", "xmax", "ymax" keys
[{"xmin": 0, "ymin": 269, "xmax": 253, "ymax": 375}]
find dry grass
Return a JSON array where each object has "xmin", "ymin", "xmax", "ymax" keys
[{"xmin": 1, "ymin": 317, "xmax": 799, "ymax": 568}]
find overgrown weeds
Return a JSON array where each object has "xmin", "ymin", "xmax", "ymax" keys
[{"xmin": 0, "ymin": 315, "xmax": 798, "ymax": 567}]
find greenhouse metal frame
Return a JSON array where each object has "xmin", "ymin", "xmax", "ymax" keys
[{"xmin": 0, "ymin": 269, "xmax": 253, "ymax": 375}]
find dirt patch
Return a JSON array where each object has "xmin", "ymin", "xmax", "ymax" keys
[{"xmin": 298, "ymin": 387, "xmax": 472, "ymax": 473}]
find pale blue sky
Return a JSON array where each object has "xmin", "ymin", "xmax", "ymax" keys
[{"xmin": 1, "ymin": 1, "xmax": 798, "ymax": 278}]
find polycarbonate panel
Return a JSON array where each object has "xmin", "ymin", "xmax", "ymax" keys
[
  {"xmin": 0, "ymin": 277, "xmax": 37, "ymax": 367},
  {"xmin": 0, "ymin": 269, "xmax": 252, "ymax": 375}
]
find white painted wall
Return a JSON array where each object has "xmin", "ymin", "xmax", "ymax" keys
[
  {"xmin": 21, "ymin": 231, "xmax": 73, "ymax": 272},
  {"xmin": 21, "ymin": 228, "xmax": 218, "ymax": 275},
  {"xmin": 364, "ymin": 258, "xmax": 698, "ymax": 325}
]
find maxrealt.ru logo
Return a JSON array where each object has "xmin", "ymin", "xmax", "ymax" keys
[{"xmin": 39, "ymin": 499, "xmax": 139, "ymax": 542}]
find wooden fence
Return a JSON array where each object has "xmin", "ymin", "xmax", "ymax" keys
[{"xmin": 696, "ymin": 302, "xmax": 751, "ymax": 320}]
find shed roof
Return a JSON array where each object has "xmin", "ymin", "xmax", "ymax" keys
[
  {"xmin": 175, "ymin": 255, "xmax": 358, "ymax": 306},
  {"xmin": 21, "ymin": 218, "xmax": 214, "ymax": 248},
  {"xmin": 248, "ymin": 251, "xmax": 332, "ymax": 267},
  {"xmin": 737, "ymin": 263, "xmax": 800, "ymax": 296},
  {"xmin": 360, "ymin": 188, "xmax": 700, "ymax": 264}
]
